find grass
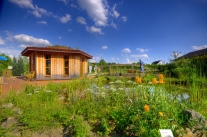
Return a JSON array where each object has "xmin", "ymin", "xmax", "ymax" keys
[{"xmin": 0, "ymin": 74, "xmax": 206, "ymax": 136}]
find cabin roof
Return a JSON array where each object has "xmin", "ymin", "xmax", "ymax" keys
[{"xmin": 21, "ymin": 46, "xmax": 93, "ymax": 59}]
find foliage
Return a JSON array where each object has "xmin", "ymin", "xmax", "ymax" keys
[
  {"xmin": 0, "ymin": 53, "xmax": 12, "ymax": 76},
  {"xmin": 25, "ymin": 71, "xmax": 35, "ymax": 81},
  {"xmin": 157, "ymin": 55, "xmax": 207, "ymax": 79},
  {"xmin": 47, "ymin": 45, "xmax": 72, "ymax": 49},
  {"xmin": 0, "ymin": 76, "xmax": 206, "ymax": 136},
  {"xmin": 12, "ymin": 56, "xmax": 28, "ymax": 76}
]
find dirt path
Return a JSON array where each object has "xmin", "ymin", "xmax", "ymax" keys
[{"xmin": 1, "ymin": 76, "xmax": 71, "ymax": 96}]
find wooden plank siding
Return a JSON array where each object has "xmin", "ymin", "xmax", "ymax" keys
[{"xmin": 28, "ymin": 52, "xmax": 89, "ymax": 80}]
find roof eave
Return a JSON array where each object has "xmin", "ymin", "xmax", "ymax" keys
[{"xmin": 21, "ymin": 47, "xmax": 93, "ymax": 59}]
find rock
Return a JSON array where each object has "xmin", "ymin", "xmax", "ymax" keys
[
  {"xmin": 1, "ymin": 117, "xmax": 18, "ymax": 129},
  {"xmin": 182, "ymin": 110, "xmax": 207, "ymax": 137},
  {"xmin": 183, "ymin": 110, "xmax": 206, "ymax": 125},
  {"xmin": 12, "ymin": 107, "xmax": 22, "ymax": 115},
  {"xmin": 2, "ymin": 102, "xmax": 14, "ymax": 108},
  {"xmin": 31, "ymin": 127, "xmax": 63, "ymax": 137}
]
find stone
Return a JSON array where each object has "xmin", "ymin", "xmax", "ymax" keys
[
  {"xmin": 12, "ymin": 107, "xmax": 22, "ymax": 115},
  {"xmin": 182, "ymin": 109, "xmax": 206, "ymax": 128},
  {"xmin": 2, "ymin": 102, "xmax": 14, "ymax": 108},
  {"xmin": 1, "ymin": 117, "xmax": 18, "ymax": 129}
]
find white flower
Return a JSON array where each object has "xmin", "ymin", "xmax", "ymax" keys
[
  {"xmin": 110, "ymin": 87, "xmax": 116, "ymax": 92},
  {"xmin": 101, "ymin": 92, "xmax": 106, "ymax": 98},
  {"xmin": 126, "ymin": 80, "xmax": 132, "ymax": 83},
  {"xmin": 115, "ymin": 80, "xmax": 123, "ymax": 84},
  {"xmin": 34, "ymin": 90, "xmax": 39, "ymax": 93},
  {"xmin": 118, "ymin": 88, "xmax": 124, "ymax": 91},
  {"xmin": 45, "ymin": 90, "xmax": 52, "ymax": 93},
  {"xmin": 58, "ymin": 96, "xmax": 64, "ymax": 100},
  {"xmin": 27, "ymin": 93, "xmax": 32, "ymax": 96}
]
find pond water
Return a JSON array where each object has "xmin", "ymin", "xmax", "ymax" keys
[{"xmin": 89, "ymin": 80, "xmax": 190, "ymax": 102}]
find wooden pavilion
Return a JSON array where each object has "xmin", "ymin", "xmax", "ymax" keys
[{"xmin": 21, "ymin": 46, "xmax": 93, "ymax": 80}]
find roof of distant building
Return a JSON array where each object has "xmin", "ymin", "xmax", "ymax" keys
[{"xmin": 176, "ymin": 48, "xmax": 207, "ymax": 60}]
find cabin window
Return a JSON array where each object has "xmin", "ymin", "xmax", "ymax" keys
[
  {"xmin": 64, "ymin": 55, "xmax": 69, "ymax": 75},
  {"xmin": 45, "ymin": 55, "xmax": 51, "ymax": 75}
]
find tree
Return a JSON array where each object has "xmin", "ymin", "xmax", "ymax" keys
[
  {"xmin": 172, "ymin": 51, "xmax": 181, "ymax": 59},
  {"xmin": 12, "ymin": 56, "xmax": 27, "ymax": 76},
  {"xmin": 99, "ymin": 59, "xmax": 107, "ymax": 66},
  {"xmin": 0, "ymin": 53, "xmax": 12, "ymax": 75},
  {"xmin": 169, "ymin": 51, "xmax": 181, "ymax": 62}
]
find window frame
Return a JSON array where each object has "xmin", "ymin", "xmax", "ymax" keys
[
  {"xmin": 45, "ymin": 54, "xmax": 51, "ymax": 76},
  {"xmin": 64, "ymin": 55, "xmax": 69, "ymax": 76}
]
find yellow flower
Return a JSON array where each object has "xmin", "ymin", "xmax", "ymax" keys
[
  {"xmin": 144, "ymin": 105, "xmax": 150, "ymax": 112},
  {"xmin": 152, "ymin": 78, "xmax": 157, "ymax": 84},
  {"xmin": 158, "ymin": 112, "xmax": 164, "ymax": 117},
  {"xmin": 135, "ymin": 77, "xmax": 142, "ymax": 84}
]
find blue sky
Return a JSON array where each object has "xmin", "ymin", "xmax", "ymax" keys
[{"xmin": 0, "ymin": 0, "xmax": 207, "ymax": 64}]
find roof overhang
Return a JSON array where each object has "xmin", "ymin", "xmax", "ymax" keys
[{"xmin": 21, "ymin": 46, "xmax": 93, "ymax": 59}]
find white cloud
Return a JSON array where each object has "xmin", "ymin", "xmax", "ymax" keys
[
  {"xmin": 9, "ymin": 0, "xmax": 35, "ymax": 9},
  {"xmin": 102, "ymin": 46, "xmax": 108, "ymax": 49},
  {"xmin": 68, "ymin": 29, "xmax": 72, "ymax": 32},
  {"xmin": 89, "ymin": 56, "xmax": 101, "ymax": 63},
  {"xmin": 13, "ymin": 34, "xmax": 51, "ymax": 46},
  {"xmin": 60, "ymin": 14, "xmax": 71, "ymax": 23},
  {"xmin": 9, "ymin": 0, "xmax": 53, "ymax": 18},
  {"xmin": 37, "ymin": 21, "xmax": 47, "ymax": 25},
  {"xmin": 31, "ymin": 10, "xmax": 42, "ymax": 18},
  {"xmin": 130, "ymin": 54, "xmax": 149, "ymax": 59},
  {"xmin": 18, "ymin": 44, "xmax": 28, "ymax": 48},
  {"xmin": 124, "ymin": 58, "xmax": 131, "ymax": 64},
  {"xmin": 0, "ymin": 37, "xmax": 5, "ymax": 45},
  {"xmin": 0, "ymin": 47, "xmax": 22, "ymax": 57},
  {"xmin": 77, "ymin": 0, "xmax": 108, "ymax": 26},
  {"xmin": 192, "ymin": 45, "xmax": 207, "ymax": 50},
  {"xmin": 86, "ymin": 26, "xmax": 104, "ymax": 34},
  {"xmin": 122, "ymin": 16, "xmax": 127, "ymax": 22},
  {"xmin": 71, "ymin": 4, "xmax": 77, "ymax": 8},
  {"xmin": 4, "ymin": 30, "xmax": 13, "ymax": 41},
  {"xmin": 111, "ymin": 57, "xmax": 119, "ymax": 62},
  {"xmin": 58, "ymin": 0, "xmax": 69, "ymax": 5},
  {"xmin": 110, "ymin": 20, "xmax": 117, "ymax": 29},
  {"xmin": 58, "ymin": 36, "xmax": 61, "ymax": 39},
  {"xmin": 136, "ymin": 48, "xmax": 149, "ymax": 53},
  {"xmin": 112, "ymin": 4, "xmax": 119, "ymax": 18},
  {"xmin": 121, "ymin": 48, "xmax": 131, "ymax": 53},
  {"xmin": 76, "ymin": 16, "xmax": 87, "ymax": 25}
]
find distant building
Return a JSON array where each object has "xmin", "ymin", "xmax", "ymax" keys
[
  {"xmin": 175, "ymin": 48, "xmax": 207, "ymax": 60},
  {"xmin": 151, "ymin": 60, "xmax": 164, "ymax": 65}
]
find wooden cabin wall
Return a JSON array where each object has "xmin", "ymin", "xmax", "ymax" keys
[
  {"xmin": 35, "ymin": 51, "xmax": 45, "ymax": 80},
  {"xmin": 69, "ymin": 55, "xmax": 81, "ymax": 79},
  {"xmin": 82, "ymin": 58, "xmax": 88, "ymax": 76},
  {"xmin": 30, "ymin": 51, "xmax": 88, "ymax": 80}
]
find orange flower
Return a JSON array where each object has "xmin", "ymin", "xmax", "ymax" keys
[
  {"xmin": 158, "ymin": 112, "xmax": 164, "ymax": 117},
  {"xmin": 159, "ymin": 78, "xmax": 165, "ymax": 84},
  {"xmin": 144, "ymin": 105, "xmax": 150, "ymax": 112},
  {"xmin": 152, "ymin": 78, "xmax": 157, "ymax": 84},
  {"xmin": 135, "ymin": 77, "xmax": 142, "ymax": 84},
  {"xmin": 158, "ymin": 74, "xmax": 164, "ymax": 79}
]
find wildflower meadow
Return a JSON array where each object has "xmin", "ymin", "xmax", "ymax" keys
[{"xmin": 0, "ymin": 72, "xmax": 206, "ymax": 136}]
